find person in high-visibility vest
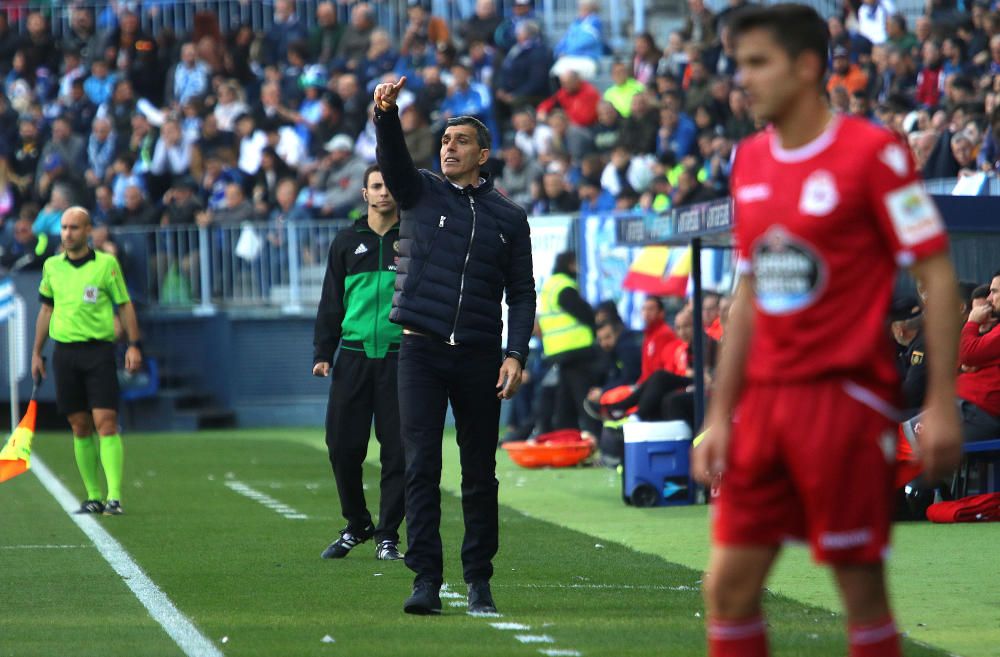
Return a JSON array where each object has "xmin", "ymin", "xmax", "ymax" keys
[{"xmin": 538, "ymin": 251, "xmax": 597, "ymax": 433}]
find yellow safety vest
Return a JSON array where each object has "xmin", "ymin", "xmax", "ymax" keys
[{"xmin": 538, "ymin": 272, "xmax": 594, "ymax": 357}]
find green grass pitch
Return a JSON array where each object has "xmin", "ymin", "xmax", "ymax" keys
[{"xmin": 0, "ymin": 428, "xmax": 996, "ymax": 656}]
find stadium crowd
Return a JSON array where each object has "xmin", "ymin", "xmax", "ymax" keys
[{"xmin": 0, "ymin": 0, "xmax": 999, "ymax": 269}]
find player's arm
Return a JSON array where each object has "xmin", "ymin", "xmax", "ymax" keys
[
  {"xmin": 692, "ymin": 275, "xmax": 754, "ymax": 485},
  {"xmin": 372, "ymin": 77, "xmax": 423, "ymax": 209},
  {"xmin": 118, "ymin": 301, "xmax": 143, "ymax": 374},
  {"xmin": 910, "ymin": 253, "xmax": 962, "ymax": 481},
  {"xmin": 313, "ymin": 237, "xmax": 347, "ymax": 377},
  {"xmin": 31, "ymin": 303, "xmax": 52, "ymax": 380}
]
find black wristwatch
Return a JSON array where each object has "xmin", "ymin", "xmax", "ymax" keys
[
  {"xmin": 128, "ymin": 340, "xmax": 143, "ymax": 349},
  {"xmin": 504, "ymin": 350, "xmax": 526, "ymax": 368}
]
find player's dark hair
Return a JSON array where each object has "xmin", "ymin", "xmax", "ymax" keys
[
  {"xmin": 729, "ymin": 4, "xmax": 830, "ymax": 79},
  {"xmin": 644, "ymin": 296, "xmax": 665, "ymax": 311},
  {"xmin": 363, "ymin": 164, "xmax": 382, "ymax": 188},
  {"xmin": 446, "ymin": 116, "xmax": 491, "ymax": 150}
]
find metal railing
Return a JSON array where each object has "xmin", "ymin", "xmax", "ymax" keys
[
  {"xmin": 112, "ymin": 219, "xmax": 347, "ymax": 314},
  {"xmin": 5, "ymin": 0, "xmax": 636, "ymax": 53}
]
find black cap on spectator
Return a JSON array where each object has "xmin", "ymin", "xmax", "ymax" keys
[
  {"xmin": 175, "ymin": 174, "xmax": 199, "ymax": 191},
  {"xmin": 888, "ymin": 296, "xmax": 922, "ymax": 322}
]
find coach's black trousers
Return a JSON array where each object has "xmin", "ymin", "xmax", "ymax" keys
[
  {"xmin": 325, "ymin": 349, "xmax": 405, "ymax": 544},
  {"xmin": 397, "ymin": 333, "xmax": 502, "ymax": 586}
]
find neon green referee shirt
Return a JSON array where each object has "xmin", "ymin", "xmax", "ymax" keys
[{"xmin": 39, "ymin": 250, "xmax": 131, "ymax": 343}]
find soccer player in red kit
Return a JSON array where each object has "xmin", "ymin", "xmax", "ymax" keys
[{"xmin": 691, "ymin": 5, "xmax": 963, "ymax": 657}]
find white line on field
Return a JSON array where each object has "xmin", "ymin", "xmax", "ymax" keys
[
  {"xmin": 490, "ymin": 622, "xmax": 531, "ymax": 631},
  {"xmin": 224, "ymin": 480, "xmax": 308, "ymax": 519},
  {"xmin": 515, "ymin": 635, "xmax": 555, "ymax": 644},
  {"xmin": 31, "ymin": 456, "xmax": 223, "ymax": 657},
  {"xmin": 0, "ymin": 544, "xmax": 91, "ymax": 549},
  {"xmin": 495, "ymin": 582, "xmax": 698, "ymax": 592},
  {"xmin": 539, "ymin": 650, "xmax": 583, "ymax": 657}
]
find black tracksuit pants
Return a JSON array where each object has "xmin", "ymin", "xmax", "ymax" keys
[
  {"xmin": 397, "ymin": 333, "xmax": 502, "ymax": 586},
  {"xmin": 325, "ymin": 349, "xmax": 405, "ymax": 544}
]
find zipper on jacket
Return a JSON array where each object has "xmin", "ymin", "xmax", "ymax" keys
[
  {"xmin": 448, "ymin": 195, "xmax": 476, "ymax": 345},
  {"xmin": 375, "ymin": 233, "xmax": 382, "ymax": 357}
]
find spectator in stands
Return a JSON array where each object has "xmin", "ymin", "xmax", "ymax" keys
[
  {"xmin": 857, "ymin": 0, "xmax": 896, "ymax": 46},
  {"xmin": 555, "ymin": 0, "xmax": 606, "ymax": 62},
  {"xmin": 496, "ymin": 0, "xmax": 537, "ymax": 53},
  {"xmin": 110, "ymin": 153, "xmax": 145, "ymax": 208},
  {"xmin": 334, "ymin": 74, "xmax": 369, "ymax": 139},
  {"xmin": 234, "ymin": 112, "xmax": 267, "ymax": 178},
  {"xmin": 683, "ymin": 56, "xmax": 714, "ymax": 114},
  {"xmin": 33, "ymin": 184, "xmax": 72, "ymax": 237},
  {"xmin": 114, "ymin": 184, "xmax": 159, "ymax": 226},
  {"xmin": 917, "ymin": 40, "xmax": 945, "ymax": 108},
  {"xmin": 400, "ymin": 104, "xmax": 435, "ymax": 170},
  {"xmin": 169, "ymin": 42, "xmax": 209, "ymax": 107},
  {"xmin": 97, "ymin": 79, "xmax": 138, "ymax": 140},
  {"xmin": 64, "ymin": 6, "xmax": 99, "ymax": 66},
  {"xmin": 951, "ymin": 129, "xmax": 979, "ymax": 175},
  {"xmin": 200, "ymin": 182, "xmax": 255, "ymax": 225},
  {"xmin": 84, "ymin": 58, "xmax": 116, "ymax": 107},
  {"xmin": 360, "ymin": 29, "xmax": 399, "ymax": 90},
  {"xmin": 64, "ymin": 77, "xmax": 98, "ymax": 135},
  {"xmin": 545, "ymin": 110, "xmax": 594, "ymax": 162},
  {"xmin": 320, "ymin": 134, "xmax": 367, "ymax": 218},
  {"xmin": 957, "ymin": 271, "xmax": 1000, "ymax": 442},
  {"xmin": 459, "ymin": 0, "xmax": 503, "ymax": 49},
  {"xmin": 604, "ymin": 61, "xmax": 645, "ymax": 118},
  {"xmin": 161, "ymin": 176, "xmax": 203, "ymax": 226},
  {"xmin": 673, "ymin": 165, "xmax": 718, "ymax": 207},
  {"xmin": 533, "ymin": 168, "xmax": 581, "ymax": 214},
  {"xmin": 191, "ymin": 113, "xmax": 235, "ymax": 179},
  {"xmin": 200, "ymin": 151, "xmax": 242, "ymax": 211},
  {"xmin": 495, "ymin": 20, "xmax": 552, "ymax": 125},
  {"xmin": 440, "ymin": 62, "xmax": 498, "ymax": 149},
  {"xmin": 828, "ymin": 45, "xmax": 870, "ymax": 95},
  {"xmin": 619, "ymin": 91, "xmax": 659, "ymax": 155},
  {"xmin": 213, "ymin": 80, "xmax": 248, "ymax": 133},
  {"xmin": 85, "ymin": 117, "xmax": 117, "ymax": 187},
  {"xmin": 657, "ymin": 103, "xmax": 696, "ymax": 159},
  {"xmin": 0, "ymin": 216, "xmax": 54, "ymax": 272},
  {"xmin": 682, "ymin": 0, "xmax": 716, "ymax": 47},
  {"xmin": 58, "ymin": 49, "xmax": 88, "ymax": 104},
  {"xmin": 310, "ymin": 2, "xmax": 345, "ymax": 67},
  {"xmin": 537, "ymin": 70, "xmax": 600, "ymax": 128},
  {"xmin": 37, "ymin": 117, "xmax": 85, "ymax": 198},
  {"xmin": 150, "ymin": 119, "xmax": 192, "ymax": 185},
  {"xmin": 253, "ymin": 147, "xmax": 294, "ymax": 215},
  {"xmin": 265, "ymin": 0, "xmax": 307, "ymax": 66},
  {"xmin": 499, "ymin": 144, "xmax": 541, "ymax": 210},
  {"xmin": 106, "ymin": 11, "xmax": 163, "ymax": 105},
  {"xmin": 23, "ymin": 12, "xmax": 60, "ymax": 75},
  {"xmin": 336, "ymin": 3, "xmax": 376, "ymax": 73},
  {"xmin": 402, "ymin": 0, "xmax": 450, "ymax": 55},
  {"xmin": 510, "ymin": 107, "xmax": 551, "ymax": 159}
]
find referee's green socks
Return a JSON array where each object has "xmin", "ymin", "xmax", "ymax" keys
[
  {"xmin": 99, "ymin": 434, "xmax": 124, "ymax": 501},
  {"xmin": 73, "ymin": 435, "xmax": 102, "ymax": 501}
]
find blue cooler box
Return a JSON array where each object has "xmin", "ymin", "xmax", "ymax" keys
[{"xmin": 622, "ymin": 421, "xmax": 694, "ymax": 507}]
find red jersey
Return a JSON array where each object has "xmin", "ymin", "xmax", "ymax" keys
[
  {"xmin": 639, "ymin": 318, "xmax": 677, "ymax": 383},
  {"xmin": 957, "ymin": 321, "xmax": 1000, "ymax": 416},
  {"xmin": 731, "ymin": 116, "xmax": 949, "ymax": 388}
]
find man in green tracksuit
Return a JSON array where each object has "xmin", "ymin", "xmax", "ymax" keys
[{"xmin": 313, "ymin": 164, "xmax": 405, "ymax": 561}]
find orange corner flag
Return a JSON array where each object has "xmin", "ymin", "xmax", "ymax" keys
[{"xmin": 0, "ymin": 399, "xmax": 37, "ymax": 483}]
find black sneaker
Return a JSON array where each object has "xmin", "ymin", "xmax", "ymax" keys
[
  {"xmin": 467, "ymin": 581, "xmax": 497, "ymax": 614},
  {"xmin": 75, "ymin": 499, "xmax": 105, "ymax": 514},
  {"xmin": 321, "ymin": 525, "xmax": 373, "ymax": 559},
  {"xmin": 583, "ymin": 398, "xmax": 606, "ymax": 421},
  {"xmin": 375, "ymin": 540, "xmax": 404, "ymax": 561},
  {"xmin": 403, "ymin": 581, "xmax": 442, "ymax": 615},
  {"xmin": 103, "ymin": 500, "xmax": 123, "ymax": 516}
]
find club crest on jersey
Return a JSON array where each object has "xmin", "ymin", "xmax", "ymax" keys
[
  {"xmin": 879, "ymin": 143, "xmax": 909, "ymax": 177},
  {"xmin": 798, "ymin": 170, "xmax": 839, "ymax": 216},
  {"xmin": 751, "ymin": 227, "xmax": 825, "ymax": 315},
  {"xmin": 83, "ymin": 286, "xmax": 98, "ymax": 303}
]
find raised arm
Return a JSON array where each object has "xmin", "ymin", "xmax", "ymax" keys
[{"xmin": 373, "ymin": 76, "xmax": 424, "ymax": 209}]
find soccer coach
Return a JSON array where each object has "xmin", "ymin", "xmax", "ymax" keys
[
  {"xmin": 372, "ymin": 77, "xmax": 536, "ymax": 616},
  {"xmin": 31, "ymin": 207, "xmax": 142, "ymax": 516}
]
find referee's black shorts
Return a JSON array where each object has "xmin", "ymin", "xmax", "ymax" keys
[{"xmin": 53, "ymin": 341, "xmax": 120, "ymax": 415}]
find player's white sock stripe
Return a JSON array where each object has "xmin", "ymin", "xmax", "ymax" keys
[{"xmin": 31, "ymin": 456, "xmax": 223, "ymax": 657}]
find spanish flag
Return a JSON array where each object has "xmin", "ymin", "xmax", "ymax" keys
[
  {"xmin": 0, "ymin": 398, "xmax": 37, "ymax": 483},
  {"xmin": 622, "ymin": 246, "xmax": 692, "ymax": 297}
]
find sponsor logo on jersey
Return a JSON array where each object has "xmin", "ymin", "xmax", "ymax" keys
[
  {"xmin": 798, "ymin": 170, "xmax": 839, "ymax": 216},
  {"xmin": 354, "ymin": 243, "xmax": 368, "ymax": 255},
  {"xmin": 752, "ymin": 227, "xmax": 825, "ymax": 315},
  {"xmin": 885, "ymin": 182, "xmax": 944, "ymax": 247},
  {"xmin": 879, "ymin": 143, "xmax": 909, "ymax": 177},
  {"xmin": 735, "ymin": 183, "xmax": 771, "ymax": 203}
]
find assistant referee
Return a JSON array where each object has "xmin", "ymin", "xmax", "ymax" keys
[{"xmin": 31, "ymin": 207, "xmax": 142, "ymax": 516}]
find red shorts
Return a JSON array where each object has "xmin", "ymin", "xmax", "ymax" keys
[{"xmin": 713, "ymin": 379, "xmax": 899, "ymax": 564}]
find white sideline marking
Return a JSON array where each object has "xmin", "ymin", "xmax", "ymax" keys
[
  {"xmin": 224, "ymin": 480, "xmax": 308, "ymax": 519},
  {"xmin": 31, "ymin": 456, "xmax": 223, "ymax": 657},
  {"xmin": 440, "ymin": 591, "xmax": 464, "ymax": 599},
  {"xmin": 496, "ymin": 582, "xmax": 697, "ymax": 592},
  {"xmin": 0, "ymin": 544, "xmax": 90, "ymax": 549},
  {"xmin": 515, "ymin": 635, "xmax": 555, "ymax": 644},
  {"xmin": 490, "ymin": 622, "xmax": 531, "ymax": 631},
  {"xmin": 539, "ymin": 650, "xmax": 583, "ymax": 657},
  {"xmin": 448, "ymin": 601, "xmax": 468, "ymax": 608}
]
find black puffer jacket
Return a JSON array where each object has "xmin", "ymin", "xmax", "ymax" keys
[{"xmin": 374, "ymin": 106, "xmax": 535, "ymax": 356}]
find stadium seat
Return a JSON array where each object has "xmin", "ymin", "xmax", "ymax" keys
[{"xmin": 952, "ymin": 439, "xmax": 1000, "ymax": 498}]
